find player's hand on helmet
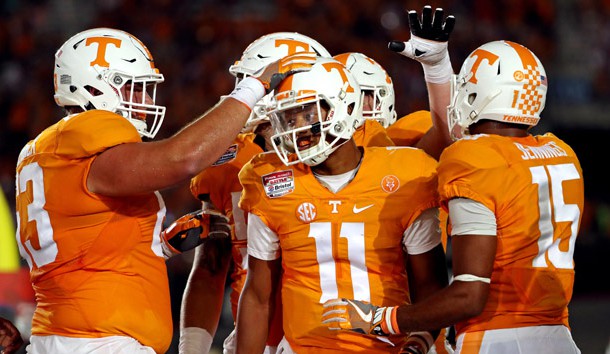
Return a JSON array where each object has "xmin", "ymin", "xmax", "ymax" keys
[
  {"xmin": 388, "ymin": 6, "xmax": 455, "ymax": 66},
  {"xmin": 254, "ymin": 51, "xmax": 317, "ymax": 94},
  {"xmin": 321, "ymin": 298, "xmax": 400, "ymax": 336},
  {"xmin": 161, "ymin": 207, "xmax": 230, "ymax": 258}
]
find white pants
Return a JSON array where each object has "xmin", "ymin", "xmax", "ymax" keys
[
  {"xmin": 276, "ymin": 337, "xmax": 294, "ymax": 354},
  {"xmin": 222, "ymin": 328, "xmax": 277, "ymax": 354},
  {"xmin": 455, "ymin": 325, "xmax": 580, "ymax": 354},
  {"xmin": 27, "ymin": 335, "xmax": 156, "ymax": 354}
]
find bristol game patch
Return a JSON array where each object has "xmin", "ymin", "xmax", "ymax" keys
[
  {"xmin": 262, "ymin": 170, "xmax": 295, "ymax": 198},
  {"xmin": 212, "ymin": 144, "xmax": 238, "ymax": 166}
]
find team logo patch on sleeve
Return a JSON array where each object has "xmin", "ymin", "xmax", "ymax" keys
[
  {"xmin": 212, "ymin": 144, "xmax": 238, "ymax": 166},
  {"xmin": 262, "ymin": 170, "xmax": 295, "ymax": 198}
]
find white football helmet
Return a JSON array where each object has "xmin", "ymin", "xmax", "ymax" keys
[
  {"xmin": 54, "ymin": 28, "xmax": 166, "ymax": 139},
  {"xmin": 448, "ymin": 40, "xmax": 547, "ymax": 139},
  {"xmin": 333, "ymin": 52, "xmax": 396, "ymax": 128},
  {"xmin": 268, "ymin": 57, "xmax": 362, "ymax": 166},
  {"xmin": 230, "ymin": 32, "xmax": 332, "ymax": 133}
]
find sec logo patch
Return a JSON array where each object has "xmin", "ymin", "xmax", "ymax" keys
[{"xmin": 296, "ymin": 202, "xmax": 317, "ymax": 223}]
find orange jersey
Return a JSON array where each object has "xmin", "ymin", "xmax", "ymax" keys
[
  {"xmin": 189, "ymin": 133, "xmax": 263, "ymax": 318},
  {"xmin": 14, "ymin": 111, "xmax": 171, "ymax": 353},
  {"xmin": 386, "ymin": 110, "xmax": 432, "ymax": 147},
  {"xmin": 438, "ymin": 133, "xmax": 584, "ymax": 335},
  {"xmin": 239, "ymin": 147, "xmax": 439, "ymax": 353},
  {"xmin": 385, "ymin": 110, "xmax": 450, "ymax": 351},
  {"xmin": 352, "ymin": 119, "xmax": 395, "ymax": 147}
]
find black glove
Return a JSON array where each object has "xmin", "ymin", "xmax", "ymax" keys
[{"xmin": 388, "ymin": 5, "xmax": 455, "ymax": 83}]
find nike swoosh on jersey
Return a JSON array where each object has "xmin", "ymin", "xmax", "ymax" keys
[
  {"xmin": 353, "ymin": 204, "xmax": 374, "ymax": 214},
  {"xmin": 348, "ymin": 300, "xmax": 372, "ymax": 323}
]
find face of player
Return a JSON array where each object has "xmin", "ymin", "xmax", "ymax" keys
[
  {"xmin": 362, "ymin": 91, "xmax": 375, "ymax": 116},
  {"xmin": 276, "ymin": 102, "xmax": 329, "ymax": 152},
  {"xmin": 120, "ymin": 82, "xmax": 154, "ymax": 120}
]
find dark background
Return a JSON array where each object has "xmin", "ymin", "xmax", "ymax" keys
[{"xmin": 1, "ymin": 0, "xmax": 608, "ymax": 353}]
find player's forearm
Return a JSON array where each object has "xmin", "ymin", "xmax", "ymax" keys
[
  {"xmin": 416, "ymin": 81, "xmax": 452, "ymax": 160},
  {"xmin": 235, "ymin": 292, "xmax": 271, "ymax": 354},
  {"xmin": 88, "ymin": 98, "xmax": 250, "ymax": 196},
  {"xmin": 163, "ymin": 98, "xmax": 251, "ymax": 176},
  {"xmin": 180, "ymin": 269, "xmax": 228, "ymax": 332},
  {"xmin": 396, "ymin": 281, "xmax": 486, "ymax": 333}
]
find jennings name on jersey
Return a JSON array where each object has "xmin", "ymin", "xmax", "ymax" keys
[{"xmin": 239, "ymin": 146, "xmax": 439, "ymax": 353}]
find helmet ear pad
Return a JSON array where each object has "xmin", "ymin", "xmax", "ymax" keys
[
  {"xmin": 268, "ymin": 57, "xmax": 363, "ymax": 166},
  {"xmin": 53, "ymin": 28, "xmax": 166, "ymax": 139},
  {"xmin": 447, "ymin": 40, "xmax": 547, "ymax": 138}
]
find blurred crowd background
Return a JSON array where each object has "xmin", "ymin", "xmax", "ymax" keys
[{"xmin": 1, "ymin": 0, "xmax": 609, "ymax": 353}]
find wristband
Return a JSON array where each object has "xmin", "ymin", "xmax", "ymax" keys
[
  {"xmin": 453, "ymin": 273, "xmax": 491, "ymax": 283},
  {"xmin": 379, "ymin": 306, "xmax": 400, "ymax": 335},
  {"xmin": 228, "ymin": 76, "xmax": 265, "ymax": 110},
  {"xmin": 406, "ymin": 35, "xmax": 453, "ymax": 84},
  {"xmin": 179, "ymin": 327, "xmax": 213, "ymax": 354},
  {"xmin": 422, "ymin": 53, "xmax": 452, "ymax": 84}
]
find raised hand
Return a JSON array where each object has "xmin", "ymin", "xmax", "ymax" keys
[
  {"xmin": 321, "ymin": 298, "xmax": 399, "ymax": 337},
  {"xmin": 254, "ymin": 51, "xmax": 317, "ymax": 93},
  {"xmin": 388, "ymin": 5, "xmax": 455, "ymax": 83},
  {"xmin": 161, "ymin": 207, "xmax": 230, "ymax": 257},
  {"xmin": 408, "ymin": 6, "xmax": 455, "ymax": 42}
]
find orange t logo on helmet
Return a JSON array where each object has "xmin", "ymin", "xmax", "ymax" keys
[
  {"xmin": 466, "ymin": 49, "xmax": 499, "ymax": 84},
  {"xmin": 85, "ymin": 37, "xmax": 122, "ymax": 67},
  {"xmin": 275, "ymin": 39, "xmax": 313, "ymax": 55},
  {"xmin": 322, "ymin": 62, "xmax": 354, "ymax": 93}
]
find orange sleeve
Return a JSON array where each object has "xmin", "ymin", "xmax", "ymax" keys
[
  {"xmin": 387, "ymin": 110, "xmax": 432, "ymax": 147},
  {"xmin": 353, "ymin": 120, "xmax": 395, "ymax": 147},
  {"xmin": 55, "ymin": 110, "xmax": 141, "ymax": 158}
]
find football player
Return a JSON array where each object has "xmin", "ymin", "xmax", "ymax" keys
[
  {"xmin": 336, "ymin": 6, "xmax": 457, "ymax": 352},
  {"xmin": 235, "ymin": 55, "xmax": 449, "ymax": 353},
  {"xmin": 322, "ymin": 40, "xmax": 584, "ymax": 354},
  {"xmin": 179, "ymin": 32, "xmax": 332, "ymax": 354},
  {"xmin": 332, "ymin": 52, "xmax": 396, "ymax": 147},
  {"xmin": 15, "ymin": 27, "xmax": 313, "ymax": 354}
]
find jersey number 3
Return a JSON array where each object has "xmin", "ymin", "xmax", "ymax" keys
[{"xmin": 15, "ymin": 162, "xmax": 165, "ymax": 269}]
